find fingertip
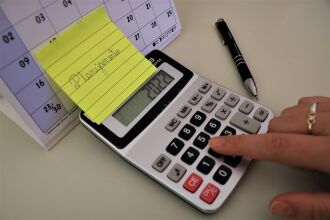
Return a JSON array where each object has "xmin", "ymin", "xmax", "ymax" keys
[
  {"xmin": 208, "ymin": 137, "xmax": 225, "ymax": 148},
  {"xmin": 269, "ymin": 200, "xmax": 296, "ymax": 218}
]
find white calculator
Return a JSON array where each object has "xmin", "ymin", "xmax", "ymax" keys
[{"xmin": 80, "ymin": 50, "xmax": 273, "ymax": 213}]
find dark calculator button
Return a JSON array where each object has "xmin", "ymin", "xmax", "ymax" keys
[
  {"xmin": 213, "ymin": 165, "xmax": 232, "ymax": 185},
  {"xmin": 193, "ymin": 132, "xmax": 210, "ymax": 149},
  {"xmin": 190, "ymin": 111, "xmax": 206, "ymax": 127},
  {"xmin": 208, "ymin": 148, "xmax": 222, "ymax": 158},
  {"xmin": 166, "ymin": 138, "xmax": 184, "ymax": 156},
  {"xmin": 220, "ymin": 126, "xmax": 236, "ymax": 136},
  {"xmin": 224, "ymin": 156, "xmax": 242, "ymax": 167},
  {"xmin": 181, "ymin": 147, "xmax": 200, "ymax": 165},
  {"xmin": 204, "ymin": 118, "xmax": 221, "ymax": 134},
  {"xmin": 197, "ymin": 156, "xmax": 215, "ymax": 175},
  {"xmin": 178, "ymin": 124, "xmax": 196, "ymax": 140}
]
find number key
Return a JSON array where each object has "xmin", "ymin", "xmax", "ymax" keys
[
  {"xmin": 178, "ymin": 124, "xmax": 196, "ymax": 140},
  {"xmin": 213, "ymin": 165, "xmax": 232, "ymax": 185},
  {"xmin": 190, "ymin": 111, "xmax": 206, "ymax": 126},
  {"xmin": 181, "ymin": 147, "xmax": 200, "ymax": 165},
  {"xmin": 197, "ymin": 156, "xmax": 215, "ymax": 175},
  {"xmin": 193, "ymin": 132, "xmax": 210, "ymax": 149},
  {"xmin": 204, "ymin": 118, "xmax": 221, "ymax": 134},
  {"xmin": 224, "ymin": 156, "xmax": 242, "ymax": 167},
  {"xmin": 166, "ymin": 138, "xmax": 184, "ymax": 156},
  {"xmin": 208, "ymin": 148, "xmax": 222, "ymax": 158},
  {"xmin": 220, "ymin": 126, "xmax": 236, "ymax": 136}
]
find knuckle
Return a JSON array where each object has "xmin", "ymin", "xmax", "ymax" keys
[
  {"xmin": 298, "ymin": 96, "xmax": 309, "ymax": 104},
  {"xmin": 280, "ymin": 108, "xmax": 290, "ymax": 115},
  {"xmin": 265, "ymin": 134, "xmax": 286, "ymax": 159},
  {"xmin": 309, "ymin": 199, "xmax": 330, "ymax": 220}
]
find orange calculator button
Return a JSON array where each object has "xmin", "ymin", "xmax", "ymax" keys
[
  {"xmin": 200, "ymin": 183, "xmax": 220, "ymax": 204},
  {"xmin": 183, "ymin": 173, "xmax": 203, "ymax": 193}
]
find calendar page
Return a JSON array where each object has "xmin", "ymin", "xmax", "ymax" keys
[{"xmin": 0, "ymin": 0, "xmax": 181, "ymax": 150}]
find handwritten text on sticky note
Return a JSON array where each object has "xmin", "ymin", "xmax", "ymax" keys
[{"xmin": 35, "ymin": 6, "xmax": 156, "ymax": 124}]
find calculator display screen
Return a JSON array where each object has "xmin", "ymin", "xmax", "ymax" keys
[{"xmin": 113, "ymin": 70, "xmax": 174, "ymax": 126}]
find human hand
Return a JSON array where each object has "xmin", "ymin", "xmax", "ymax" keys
[{"xmin": 209, "ymin": 96, "xmax": 330, "ymax": 220}]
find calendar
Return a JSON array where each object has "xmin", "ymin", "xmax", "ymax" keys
[{"xmin": 0, "ymin": 0, "xmax": 181, "ymax": 150}]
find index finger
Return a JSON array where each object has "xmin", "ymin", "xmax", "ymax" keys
[{"xmin": 208, "ymin": 134, "xmax": 330, "ymax": 173}]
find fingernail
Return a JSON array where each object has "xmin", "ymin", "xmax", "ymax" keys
[
  {"xmin": 270, "ymin": 201, "xmax": 295, "ymax": 218},
  {"xmin": 208, "ymin": 137, "xmax": 225, "ymax": 148}
]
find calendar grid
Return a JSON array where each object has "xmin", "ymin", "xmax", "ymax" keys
[
  {"xmin": 38, "ymin": 0, "xmax": 58, "ymax": 35},
  {"xmin": 126, "ymin": 0, "xmax": 147, "ymax": 49},
  {"xmin": 0, "ymin": 0, "xmax": 181, "ymax": 146}
]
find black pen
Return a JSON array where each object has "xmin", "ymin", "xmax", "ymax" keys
[{"xmin": 215, "ymin": 18, "xmax": 258, "ymax": 100}]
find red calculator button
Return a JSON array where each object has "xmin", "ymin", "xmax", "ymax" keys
[
  {"xmin": 200, "ymin": 183, "xmax": 220, "ymax": 204},
  {"xmin": 183, "ymin": 173, "xmax": 203, "ymax": 193}
]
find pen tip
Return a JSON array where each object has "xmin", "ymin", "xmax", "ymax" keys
[
  {"xmin": 255, "ymin": 95, "xmax": 259, "ymax": 101},
  {"xmin": 217, "ymin": 18, "xmax": 224, "ymax": 23}
]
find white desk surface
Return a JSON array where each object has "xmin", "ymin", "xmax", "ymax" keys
[{"xmin": 1, "ymin": 0, "xmax": 329, "ymax": 219}]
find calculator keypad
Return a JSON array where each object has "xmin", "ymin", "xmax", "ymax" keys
[
  {"xmin": 204, "ymin": 118, "xmax": 221, "ymax": 135},
  {"xmin": 211, "ymin": 87, "xmax": 226, "ymax": 101},
  {"xmin": 193, "ymin": 132, "xmax": 210, "ymax": 149},
  {"xmin": 152, "ymin": 154, "xmax": 171, "ymax": 172},
  {"xmin": 166, "ymin": 138, "xmax": 184, "ymax": 156},
  {"xmin": 215, "ymin": 105, "xmax": 231, "ymax": 120},
  {"xmin": 188, "ymin": 92, "xmax": 203, "ymax": 105},
  {"xmin": 183, "ymin": 173, "xmax": 203, "ymax": 193},
  {"xmin": 225, "ymin": 94, "xmax": 240, "ymax": 107},
  {"xmin": 213, "ymin": 165, "xmax": 232, "ymax": 185},
  {"xmin": 198, "ymin": 82, "xmax": 212, "ymax": 94},
  {"xmin": 254, "ymin": 107, "xmax": 269, "ymax": 122},
  {"xmin": 181, "ymin": 147, "xmax": 200, "ymax": 165},
  {"xmin": 230, "ymin": 112, "xmax": 261, "ymax": 134},
  {"xmin": 165, "ymin": 117, "xmax": 181, "ymax": 132},
  {"xmin": 158, "ymin": 80, "xmax": 271, "ymax": 206},
  {"xmin": 178, "ymin": 124, "xmax": 196, "ymax": 140},
  {"xmin": 197, "ymin": 156, "xmax": 215, "ymax": 175},
  {"xmin": 200, "ymin": 183, "xmax": 220, "ymax": 204},
  {"xmin": 201, "ymin": 98, "xmax": 217, "ymax": 113},
  {"xmin": 167, "ymin": 163, "xmax": 187, "ymax": 183},
  {"xmin": 190, "ymin": 111, "xmax": 206, "ymax": 127},
  {"xmin": 239, "ymin": 100, "xmax": 254, "ymax": 114},
  {"xmin": 177, "ymin": 105, "xmax": 192, "ymax": 118}
]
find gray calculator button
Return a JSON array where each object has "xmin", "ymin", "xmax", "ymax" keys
[
  {"xmin": 230, "ymin": 112, "xmax": 261, "ymax": 134},
  {"xmin": 215, "ymin": 105, "xmax": 231, "ymax": 120},
  {"xmin": 167, "ymin": 163, "xmax": 187, "ymax": 183},
  {"xmin": 253, "ymin": 107, "xmax": 269, "ymax": 122},
  {"xmin": 211, "ymin": 87, "xmax": 226, "ymax": 101},
  {"xmin": 152, "ymin": 154, "xmax": 171, "ymax": 172},
  {"xmin": 165, "ymin": 117, "xmax": 181, "ymax": 132},
  {"xmin": 177, "ymin": 105, "xmax": 192, "ymax": 118},
  {"xmin": 239, "ymin": 100, "xmax": 254, "ymax": 114},
  {"xmin": 201, "ymin": 98, "xmax": 217, "ymax": 113},
  {"xmin": 225, "ymin": 94, "xmax": 240, "ymax": 107},
  {"xmin": 198, "ymin": 81, "xmax": 212, "ymax": 94},
  {"xmin": 188, "ymin": 92, "xmax": 202, "ymax": 105}
]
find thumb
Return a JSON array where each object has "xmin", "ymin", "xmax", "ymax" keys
[{"xmin": 269, "ymin": 192, "xmax": 330, "ymax": 220}]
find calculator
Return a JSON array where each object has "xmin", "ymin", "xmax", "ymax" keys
[{"xmin": 79, "ymin": 50, "xmax": 273, "ymax": 213}]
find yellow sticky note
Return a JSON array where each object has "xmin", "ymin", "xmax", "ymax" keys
[{"xmin": 35, "ymin": 6, "xmax": 156, "ymax": 124}]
